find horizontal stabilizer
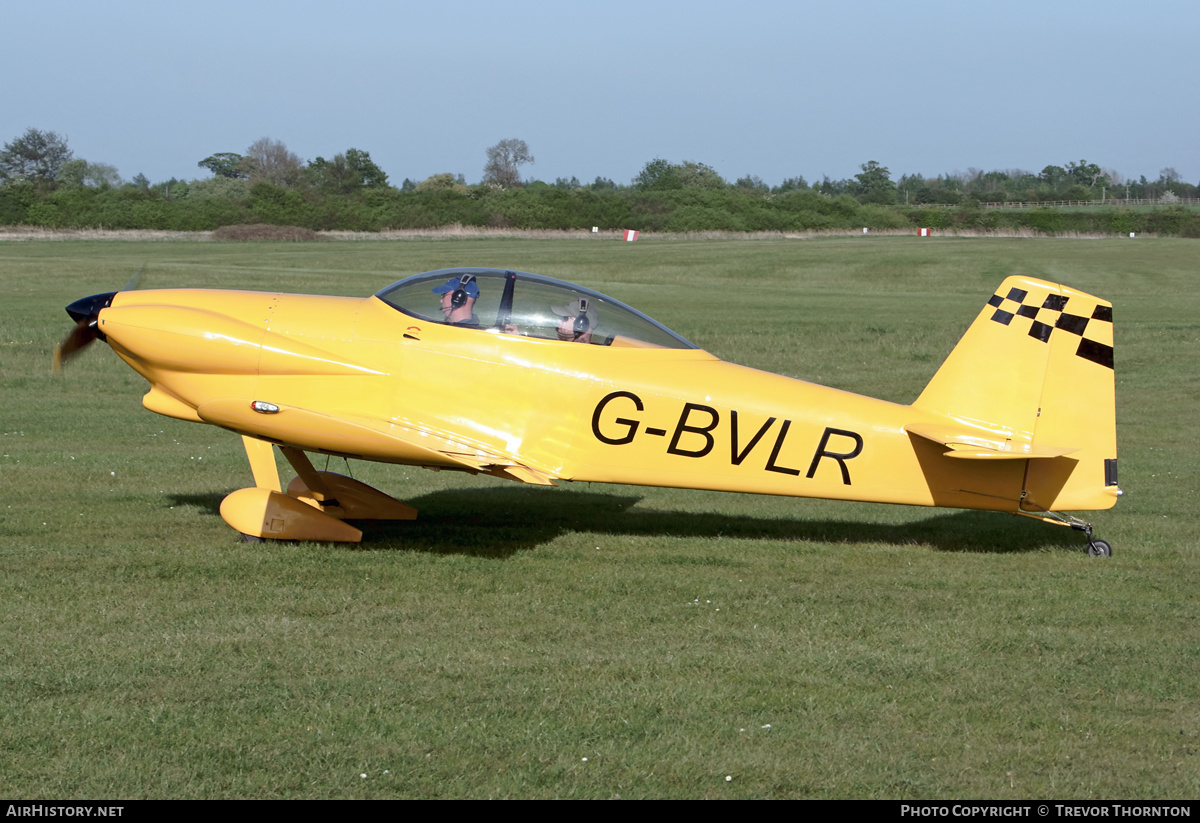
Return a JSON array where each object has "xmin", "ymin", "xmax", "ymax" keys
[{"xmin": 905, "ymin": 423, "xmax": 1078, "ymax": 460}]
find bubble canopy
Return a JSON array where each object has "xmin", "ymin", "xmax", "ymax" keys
[{"xmin": 375, "ymin": 268, "xmax": 697, "ymax": 349}]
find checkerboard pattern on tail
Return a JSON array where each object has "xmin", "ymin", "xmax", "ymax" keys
[{"xmin": 987, "ymin": 286, "xmax": 1113, "ymax": 369}]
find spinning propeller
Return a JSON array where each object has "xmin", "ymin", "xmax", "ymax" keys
[{"xmin": 53, "ymin": 267, "xmax": 143, "ymax": 373}]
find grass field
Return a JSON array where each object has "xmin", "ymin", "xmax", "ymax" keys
[{"xmin": 1, "ymin": 234, "xmax": 1196, "ymax": 799}]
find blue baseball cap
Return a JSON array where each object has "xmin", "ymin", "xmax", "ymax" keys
[{"xmin": 432, "ymin": 275, "xmax": 479, "ymax": 299}]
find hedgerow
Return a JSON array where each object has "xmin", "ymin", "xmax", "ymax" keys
[{"xmin": 3, "ymin": 182, "xmax": 1197, "ymax": 236}]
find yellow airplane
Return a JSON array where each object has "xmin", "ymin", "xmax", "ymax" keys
[{"xmin": 55, "ymin": 267, "xmax": 1119, "ymax": 554}]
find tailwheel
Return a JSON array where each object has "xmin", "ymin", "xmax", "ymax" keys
[{"xmin": 1068, "ymin": 519, "xmax": 1112, "ymax": 558}]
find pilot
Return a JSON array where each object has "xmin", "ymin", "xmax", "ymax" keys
[
  {"xmin": 432, "ymin": 274, "xmax": 480, "ymax": 326},
  {"xmin": 552, "ymin": 297, "xmax": 597, "ymax": 343}
]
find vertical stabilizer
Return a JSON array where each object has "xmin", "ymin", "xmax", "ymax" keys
[{"xmin": 912, "ymin": 276, "xmax": 1117, "ymax": 512}]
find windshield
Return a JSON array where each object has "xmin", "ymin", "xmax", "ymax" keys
[{"xmin": 375, "ymin": 268, "xmax": 696, "ymax": 349}]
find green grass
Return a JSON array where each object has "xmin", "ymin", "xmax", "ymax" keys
[{"xmin": 1, "ymin": 235, "xmax": 1197, "ymax": 798}]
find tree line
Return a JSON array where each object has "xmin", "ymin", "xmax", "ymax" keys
[{"xmin": 1, "ymin": 129, "xmax": 1196, "ymax": 236}]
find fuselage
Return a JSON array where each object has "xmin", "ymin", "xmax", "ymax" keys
[{"xmin": 96, "ymin": 287, "xmax": 1030, "ymax": 514}]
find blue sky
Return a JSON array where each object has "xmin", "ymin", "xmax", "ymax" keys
[{"xmin": 3, "ymin": 0, "xmax": 1196, "ymax": 188}]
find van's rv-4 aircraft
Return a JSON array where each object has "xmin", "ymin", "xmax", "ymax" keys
[{"xmin": 55, "ymin": 268, "xmax": 1119, "ymax": 554}]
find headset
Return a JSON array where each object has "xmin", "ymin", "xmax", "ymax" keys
[
  {"xmin": 450, "ymin": 274, "xmax": 477, "ymax": 309},
  {"xmin": 572, "ymin": 297, "xmax": 591, "ymax": 337}
]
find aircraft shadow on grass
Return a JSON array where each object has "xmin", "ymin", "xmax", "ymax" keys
[{"xmin": 169, "ymin": 484, "xmax": 1075, "ymax": 558}]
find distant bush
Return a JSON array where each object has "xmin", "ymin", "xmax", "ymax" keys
[
  {"xmin": 171, "ymin": 196, "xmax": 248, "ymax": 230},
  {"xmin": 857, "ymin": 204, "xmax": 913, "ymax": 229},
  {"xmin": 372, "ymin": 188, "xmax": 489, "ymax": 229},
  {"xmin": 1105, "ymin": 210, "xmax": 1140, "ymax": 236},
  {"xmin": 1145, "ymin": 206, "xmax": 1200, "ymax": 237},
  {"xmin": 828, "ymin": 194, "xmax": 861, "ymax": 218},
  {"xmin": 1027, "ymin": 208, "xmax": 1065, "ymax": 234},
  {"xmin": 665, "ymin": 204, "xmax": 740, "ymax": 232},
  {"xmin": 415, "ymin": 173, "xmax": 469, "ymax": 194},
  {"xmin": 249, "ymin": 182, "xmax": 314, "ymax": 227},
  {"xmin": 904, "ymin": 207, "xmax": 949, "ymax": 229},
  {"xmin": 0, "ymin": 181, "xmax": 35, "ymax": 223}
]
